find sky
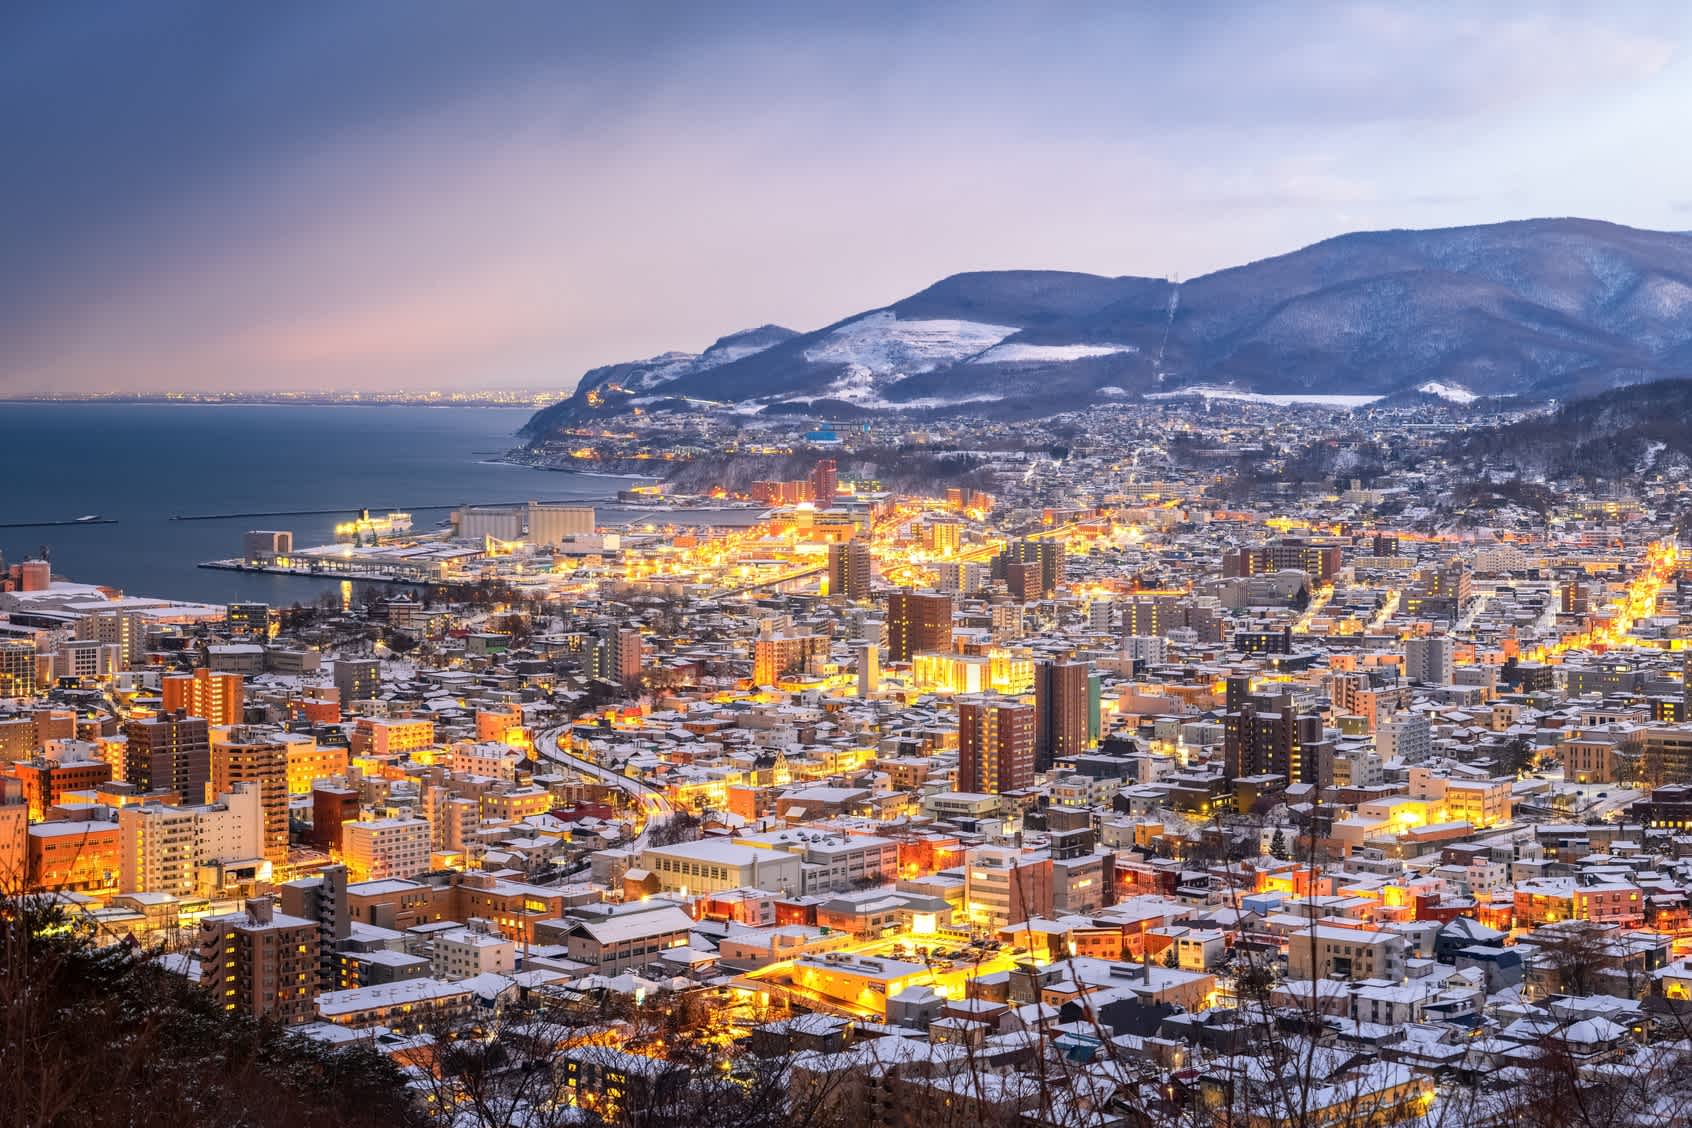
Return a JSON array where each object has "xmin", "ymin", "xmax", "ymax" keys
[{"xmin": 5, "ymin": 1, "xmax": 1692, "ymax": 395}]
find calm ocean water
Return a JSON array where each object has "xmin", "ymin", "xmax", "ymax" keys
[{"xmin": 0, "ymin": 403, "xmax": 618, "ymax": 603}]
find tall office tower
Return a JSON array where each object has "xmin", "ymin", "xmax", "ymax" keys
[
  {"xmin": 196, "ymin": 898, "xmax": 320, "ymax": 1025},
  {"xmin": 855, "ymin": 640, "xmax": 880, "ymax": 698},
  {"xmin": 525, "ymin": 501, "xmax": 595, "ymax": 545},
  {"xmin": 333, "ymin": 659, "xmax": 382, "ymax": 710},
  {"xmin": 77, "ymin": 609, "xmax": 148, "ymax": 667},
  {"xmin": 1224, "ymin": 690, "xmax": 1323, "ymax": 784},
  {"xmin": 1684, "ymin": 655, "xmax": 1692, "ymax": 716},
  {"xmin": 124, "ymin": 712, "xmax": 211, "ymax": 800},
  {"xmin": 225, "ymin": 603, "xmax": 272, "ymax": 638},
  {"xmin": 827, "ymin": 539, "xmax": 873, "ymax": 601},
  {"xmin": 161, "ymin": 668, "xmax": 244, "ymax": 726},
  {"xmin": 279, "ymin": 863, "xmax": 352, "ymax": 994},
  {"xmin": 213, "ymin": 728, "xmax": 290, "ymax": 863},
  {"xmin": 0, "ymin": 640, "xmax": 37, "ymax": 698},
  {"xmin": 1034, "ymin": 659, "xmax": 1090, "ymax": 771},
  {"xmin": 1404, "ymin": 635, "xmax": 1456, "ymax": 686},
  {"xmin": 887, "ymin": 591, "xmax": 954, "ymax": 663},
  {"xmin": 809, "ymin": 459, "xmax": 838, "ymax": 504},
  {"xmin": 587, "ymin": 628, "xmax": 643, "ymax": 689},
  {"xmin": 957, "ymin": 695, "xmax": 1036, "ymax": 794}
]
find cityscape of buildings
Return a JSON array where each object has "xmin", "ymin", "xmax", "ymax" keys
[{"xmin": 7, "ymin": 397, "xmax": 1692, "ymax": 1125}]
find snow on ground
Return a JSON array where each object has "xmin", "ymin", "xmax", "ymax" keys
[
  {"xmin": 1144, "ymin": 386, "xmax": 1382, "ymax": 408},
  {"xmin": 970, "ymin": 342, "xmax": 1137, "ymax": 364},
  {"xmin": 692, "ymin": 339, "xmax": 778, "ymax": 372},
  {"xmin": 803, "ymin": 311, "xmax": 1018, "ymax": 375},
  {"xmin": 1416, "ymin": 381, "xmax": 1478, "ymax": 404}
]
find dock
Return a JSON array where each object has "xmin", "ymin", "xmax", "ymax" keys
[{"xmin": 0, "ymin": 518, "xmax": 118, "ymax": 529}]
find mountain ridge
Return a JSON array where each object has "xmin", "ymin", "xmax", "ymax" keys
[{"xmin": 525, "ymin": 218, "xmax": 1692, "ymax": 436}]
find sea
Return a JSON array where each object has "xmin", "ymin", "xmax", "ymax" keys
[{"xmin": 0, "ymin": 403, "xmax": 639, "ymax": 605}]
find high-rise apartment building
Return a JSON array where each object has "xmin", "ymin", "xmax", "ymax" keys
[
  {"xmin": 197, "ymin": 898, "xmax": 319, "ymax": 1025},
  {"xmin": 118, "ymin": 804, "xmax": 197, "ymax": 895},
  {"xmin": 0, "ymin": 640, "xmax": 37, "ymax": 698},
  {"xmin": 809, "ymin": 459, "xmax": 838, "ymax": 505},
  {"xmin": 958, "ymin": 694, "xmax": 1035, "ymax": 794},
  {"xmin": 752, "ymin": 632, "xmax": 829, "ymax": 687},
  {"xmin": 278, "ymin": 863, "xmax": 352, "ymax": 994},
  {"xmin": 827, "ymin": 539, "xmax": 873, "ymax": 601},
  {"xmin": 342, "ymin": 816, "xmax": 431, "ymax": 881},
  {"xmin": 213, "ymin": 729, "xmax": 290, "ymax": 863},
  {"xmin": 1034, "ymin": 659, "xmax": 1089, "ymax": 771},
  {"xmin": 963, "ymin": 845, "xmax": 1052, "ymax": 927},
  {"xmin": 887, "ymin": 591, "xmax": 953, "ymax": 663},
  {"xmin": 855, "ymin": 640, "xmax": 880, "ymax": 698},
  {"xmin": 225, "ymin": 603, "xmax": 272, "ymax": 638},
  {"xmin": 587, "ymin": 628, "xmax": 643, "ymax": 689},
  {"xmin": 124, "ymin": 712, "xmax": 211, "ymax": 800},
  {"xmin": 996, "ymin": 540, "xmax": 1064, "ymax": 597},
  {"xmin": 117, "ymin": 784, "xmax": 264, "ymax": 895},
  {"xmin": 1377, "ymin": 711, "xmax": 1432, "ymax": 762},
  {"xmin": 1004, "ymin": 561, "xmax": 1042, "ymax": 603},
  {"xmin": 925, "ymin": 519, "xmax": 962, "ymax": 557},
  {"xmin": 1404, "ymin": 636, "xmax": 1456, "ymax": 686},
  {"xmin": 333, "ymin": 659, "xmax": 382, "ymax": 710},
  {"xmin": 161, "ymin": 669, "xmax": 244, "ymax": 726},
  {"xmin": 1223, "ymin": 690, "xmax": 1325, "ymax": 784},
  {"xmin": 76, "ymin": 610, "xmax": 147, "ymax": 667},
  {"xmin": 350, "ymin": 716, "xmax": 436, "ymax": 758}
]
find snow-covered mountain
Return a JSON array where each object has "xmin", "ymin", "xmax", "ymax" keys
[{"xmin": 526, "ymin": 219, "xmax": 1692, "ymax": 433}]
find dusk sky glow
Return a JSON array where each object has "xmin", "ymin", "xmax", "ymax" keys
[{"xmin": 7, "ymin": 1, "xmax": 1692, "ymax": 394}]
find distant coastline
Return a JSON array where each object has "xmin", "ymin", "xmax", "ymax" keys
[{"xmin": 0, "ymin": 391, "xmax": 565, "ymax": 409}]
